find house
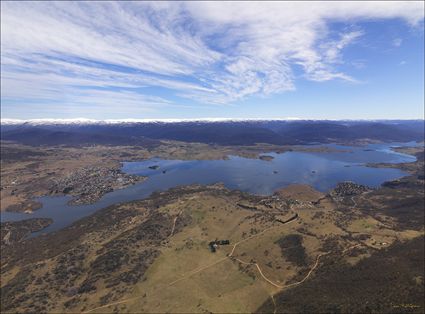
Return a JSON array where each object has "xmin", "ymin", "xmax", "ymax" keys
[{"xmin": 208, "ymin": 239, "xmax": 230, "ymax": 252}]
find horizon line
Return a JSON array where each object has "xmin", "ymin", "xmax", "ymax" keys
[{"xmin": 1, "ymin": 117, "xmax": 424, "ymax": 125}]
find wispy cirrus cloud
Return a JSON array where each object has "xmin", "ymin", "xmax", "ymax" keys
[{"xmin": 1, "ymin": 1, "xmax": 424, "ymax": 117}]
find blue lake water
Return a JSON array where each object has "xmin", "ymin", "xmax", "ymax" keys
[{"xmin": 0, "ymin": 142, "xmax": 418, "ymax": 235}]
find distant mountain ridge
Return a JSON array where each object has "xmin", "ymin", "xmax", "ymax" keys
[
  {"xmin": 1, "ymin": 119, "xmax": 423, "ymax": 147},
  {"xmin": 1, "ymin": 118, "xmax": 305, "ymax": 125},
  {"xmin": 2, "ymin": 118, "xmax": 423, "ymax": 125}
]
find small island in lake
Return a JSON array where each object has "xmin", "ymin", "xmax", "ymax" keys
[{"xmin": 259, "ymin": 155, "xmax": 274, "ymax": 161}]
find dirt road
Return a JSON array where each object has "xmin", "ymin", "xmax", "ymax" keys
[{"xmin": 84, "ymin": 211, "xmax": 330, "ymax": 313}]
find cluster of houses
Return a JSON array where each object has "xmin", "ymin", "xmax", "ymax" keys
[{"xmin": 50, "ymin": 166, "xmax": 144, "ymax": 205}]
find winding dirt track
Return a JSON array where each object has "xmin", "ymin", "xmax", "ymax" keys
[
  {"xmin": 166, "ymin": 216, "xmax": 300, "ymax": 289},
  {"xmin": 233, "ymin": 251, "xmax": 330, "ymax": 290},
  {"xmin": 84, "ymin": 213, "xmax": 357, "ymax": 313},
  {"xmin": 84, "ymin": 216, "xmax": 299, "ymax": 313},
  {"xmin": 167, "ymin": 257, "xmax": 228, "ymax": 287},
  {"xmin": 350, "ymin": 196, "xmax": 357, "ymax": 208},
  {"xmin": 271, "ymin": 294, "xmax": 277, "ymax": 314},
  {"xmin": 169, "ymin": 210, "xmax": 182, "ymax": 237}
]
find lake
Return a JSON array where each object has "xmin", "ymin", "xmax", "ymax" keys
[{"xmin": 0, "ymin": 142, "xmax": 417, "ymax": 235}]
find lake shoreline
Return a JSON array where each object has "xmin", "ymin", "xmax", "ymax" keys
[{"xmin": 1, "ymin": 142, "xmax": 417, "ymax": 236}]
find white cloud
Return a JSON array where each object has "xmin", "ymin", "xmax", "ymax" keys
[
  {"xmin": 321, "ymin": 31, "xmax": 364, "ymax": 64},
  {"xmin": 393, "ymin": 38, "xmax": 403, "ymax": 47},
  {"xmin": 1, "ymin": 1, "xmax": 424, "ymax": 111}
]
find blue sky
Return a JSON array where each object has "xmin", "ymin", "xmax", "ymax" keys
[{"xmin": 1, "ymin": 1, "xmax": 424, "ymax": 120}]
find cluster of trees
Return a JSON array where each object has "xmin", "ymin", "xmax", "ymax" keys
[
  {"xmin": 258, "ymin": 236, "xmax": 424, "ymax": 314},
  {"xmin": 275, "ymin": 234, "xmax": 308, "ymax": 267}
]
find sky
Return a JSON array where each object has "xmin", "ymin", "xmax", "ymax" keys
[{"xmin": 1, "ymin": 1, "xmax": 424, "ymax": 120}]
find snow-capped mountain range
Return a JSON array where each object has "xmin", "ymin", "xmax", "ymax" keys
[
  {"xmin": 1, "ymin": 117, "xmax": 421, "ymax": 125},
  {"xmin": 1, "ymin": 117, "xmax": 422, "ymax": 146},
  {"xmin": 1, "ymin": 118, "xmax": 305, "ymax": 125}
]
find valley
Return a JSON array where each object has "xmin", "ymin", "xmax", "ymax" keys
[
  {"xmin": 2, "ymin": 2, "xmax": 424, "ymax": 313},
  {"xmin": 1, "ymin": 137, "xmax": 423, "ymax": 313}
]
